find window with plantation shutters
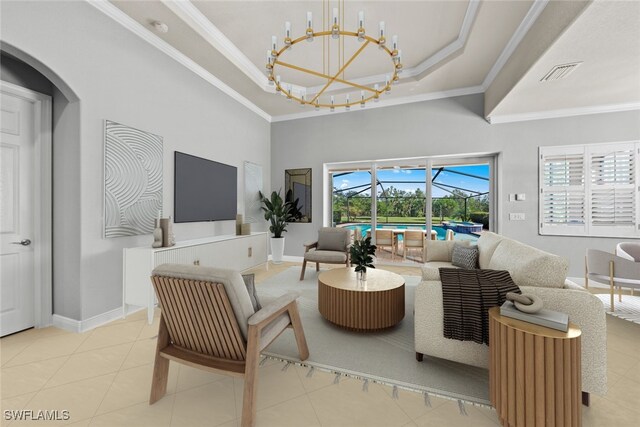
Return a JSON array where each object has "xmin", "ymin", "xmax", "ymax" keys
[
  {"xmin": 539, "ymin": 147, "xmax": 586, "ymax": 235},
  {"xmin": 540, "ymin": 142, "xmax": 640, "ymax": 238},
  {"xmin": 589, "ymin": 144, "xmax": 636, "ymax": 235}
]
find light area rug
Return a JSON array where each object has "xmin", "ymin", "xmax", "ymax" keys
[
  {"xmin": 594, "ymin": 294, "xmax": 640, "ymax": 325},
  {"xmin": 257, "ymin": 267, "xmax": 490, "ymax": 406}
]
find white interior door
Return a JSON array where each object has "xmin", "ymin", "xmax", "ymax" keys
[{"xmin": 1, "ymin": 90, "xmax": 36, "ymax": 336}]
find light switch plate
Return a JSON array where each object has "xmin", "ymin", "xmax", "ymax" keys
[
  {"xmin": 516, "ymin": 193, "xmax": 526, "ymax": 201},
  {"xmin": 509, "ymin": 194, "xmax": 516, "ymax": 202},
  {"xmin": 509, "ymin": 213, "xmax": 525, "ymax": 221}
]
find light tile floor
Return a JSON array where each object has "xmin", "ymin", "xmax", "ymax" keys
[{"xmin": 1, "ymin": 262, "xmax": 639, "ymax": 426}]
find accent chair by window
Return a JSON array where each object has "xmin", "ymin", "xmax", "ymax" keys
[{"xmin": 300, "ymin": 227, "xmax": 353, "ymax": 280}]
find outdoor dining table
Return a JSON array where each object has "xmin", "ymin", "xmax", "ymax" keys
[{"xmin": 364, "ymin": 228, "xmax": 437, "ymax": 258}]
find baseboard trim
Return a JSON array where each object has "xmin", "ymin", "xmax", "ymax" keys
[
  {"xmin": 52, "ymin": 314, "xmax": 82, "ymax": 333},
  {"xmin": 52, "ymin": 306, "xmax": 144, "ymax": 333},
  {"xmin": 567, "ymin": 276, "xmax": 585, "ymax": 287},
  {"xmin": 567, "ymin": 276, "xmax": 611, "ymax": 290},
  {"xmin": 267, "ymin": 255, "xmax": 304, "ymax": 263}
]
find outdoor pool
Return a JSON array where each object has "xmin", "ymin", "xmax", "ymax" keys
[{"xmin": 340, "ymin": 224, "xmax": 478, "ymax": 241}]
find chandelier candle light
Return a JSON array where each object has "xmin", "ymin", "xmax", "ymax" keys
[{"xmin": 266, "ymin": 1, "xmax": 403, "ymax": 110}]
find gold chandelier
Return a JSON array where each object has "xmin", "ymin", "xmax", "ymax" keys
[{"xmin": 266, "ymin": 0, "xmax": 403, "ymax": 110}]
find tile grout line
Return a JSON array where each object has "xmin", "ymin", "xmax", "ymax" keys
[
  {"xmin": 3, "ymin": 330, "xmax": 95, "ymax": 369},
  {"xmin": 168, "ymin": 362, "xmax": 185, "ymax": 426},
  {"xmin": 0, "ymin": 332, "xmax": 61, "ymax": 366},
  {"xmin": 85, "ymin": 335, "xmax": 138, "ymax": 421},
  {"xmin": 39, "ymin": 341, "xmax": 136, "ymax": 390},
  {"xmin": 304, "ymin": 382, "xmax": 333, "ymax": 427},
  {"xmin": 299, "ymin": 392, "xmax": 323, "ymax": 427},
  {"xmin": 165, "ymin": 388, "xmax": 179, "ymax": 427},
  {"xmin": 292, "ymin": 364, "xmax": 338, "ymax": 395},
  {"xmin": 225, "ymin": 372, "xmax": 238, "ymax": 427},
  {"xmin": 22, "ymin": 328, "xmax": 96, "ymax": 394},
  {"xmin": 375, "ymin": 382, "xmax": 421, "ymax": 425},
  {"xmin": 1, "ymin": 331, "xmax": 85, "ymax": 368},
  {"xmin": 291, "ymin": 365, "xmax": 331, "ymax": 426}
]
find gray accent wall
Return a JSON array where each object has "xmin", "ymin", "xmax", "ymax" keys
[
  {"xmin": 2, "ymin": 1, "xmax": 270, "ymax": 321},
  {"xmin": 1, "ymin": 52, "xmax": 53, "ymax": 95},
  {"xmin": 271, "ymin": 94, "xmax": 640, "ymax": 277}
]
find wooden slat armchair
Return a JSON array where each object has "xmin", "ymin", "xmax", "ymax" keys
[
  {"xmin": 300, "ymin": 227, "xmax": 353, "ymax": 280},
  {"xmin": 149, "ymin": 264, "xmax": 309, "ymax": 427}
]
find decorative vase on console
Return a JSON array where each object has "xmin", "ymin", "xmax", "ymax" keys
[
  {"xmin": 350, "ymin": 236, "xmax": 377, "ymax": 284},
  {"xmin": 160, "ymin": 216, "xmax": 175, "ymax": 248},
  {"xmin": 152, "ymin": 219, "xmax": 163, "ymax": 248}
]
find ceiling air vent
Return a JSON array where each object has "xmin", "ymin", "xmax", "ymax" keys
[{"xmin": 540, "ymin": 62, "xmax": 582, "ymax": 82}]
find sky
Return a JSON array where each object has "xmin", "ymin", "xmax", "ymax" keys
[{"xmin": 333, "ymin": 164, "xmax": 490, "ymax": 198}]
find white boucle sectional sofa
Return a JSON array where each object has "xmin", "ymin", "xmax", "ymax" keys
[{"xmin": 414, "ymin": 232, "xmax": 607, "ymax": 397}]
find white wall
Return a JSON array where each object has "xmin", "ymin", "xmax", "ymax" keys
[
  {"xmin": 271, "ymin": 94, "xmax": 640, "ymax": 276},
  {"xmin": 1, "ymin": 1, "xmax": 270, "ymax": 321}
]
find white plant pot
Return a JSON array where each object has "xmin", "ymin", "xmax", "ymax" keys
[{"xmin": 270, "ymin": 237, "xmax": 285, "ymax": 264}]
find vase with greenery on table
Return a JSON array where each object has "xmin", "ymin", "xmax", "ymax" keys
[
  {"xmin": 259, "ymin": 189, "xmax": 302, "ymax": 264},
  {"xmin": 350, "ymin": 236, "xmax": 377, "ymax": 281}
]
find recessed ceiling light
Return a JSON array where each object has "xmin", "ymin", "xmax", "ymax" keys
[{"xmin": 153, "ymin": 21, "xmax": 169, "ymax": 34}]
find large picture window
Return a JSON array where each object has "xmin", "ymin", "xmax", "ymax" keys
[
  {"xmin": 327, "ymin": 154, "xmax": 497, "ymax": 265},
  {"xmin": 539, "ymin": 141, "xmax": 639, "ymax": 238}
]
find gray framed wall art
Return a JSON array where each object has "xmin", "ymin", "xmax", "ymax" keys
[{"xmin": 104, "ymin": 120, "xmax": 163, "ymax": 237}]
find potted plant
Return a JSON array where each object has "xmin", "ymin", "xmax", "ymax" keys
[
  {"xmin": 350, "ymin": 236, "xmax": 377, "ymax": 281},
  {"xmin": 259, "ymin": 189, "xmax": 302, "ymax": 264}
]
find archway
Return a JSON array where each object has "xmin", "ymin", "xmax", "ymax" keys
[{"xmin": 1, "ymin": 42, "xmax": 81, "ymax": 330}]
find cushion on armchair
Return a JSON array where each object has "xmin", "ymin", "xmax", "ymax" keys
[
  {"xmin": 304, "ymin": 250, "xmax": 348, "ymax": 263},
  {"xmin": 317, "ymin": 227, "xmax": 350, "ymax": 251}
]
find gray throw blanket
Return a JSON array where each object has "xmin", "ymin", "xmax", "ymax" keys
[{"xmin": 439, "ymin": 268, "xmax": 520, "ymax": 345}]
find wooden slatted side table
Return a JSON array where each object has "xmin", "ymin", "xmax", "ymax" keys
[{"xmin": 489, "ymin": 307, "xmax": 582, "ymax": 427}]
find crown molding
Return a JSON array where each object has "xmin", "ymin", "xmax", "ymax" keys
[
  {"xmin": 408, "ymin": 0, "xmax": 480, "ymax": 79},
  {"xmin": 306, "ymin": 0, "xmax": 481, "ymax": 93},
  {"xmin": 88, "ymin": 0, "xmax": 272, "ymax": 122},
  {"xmin": 487, "ymin": 102, "xmax": 640, "ymax": 124},
  {"xmin": 271, "ymin": 85, "xmax": 484, "ymax": 123},
  {"xmin": 167, "ymin": 0, "xmax": 480, "ymax": 96},
  {"xmin": 161, "ymin": 0, "xmax": 271, "ymax": 91},
  {"xmin": 90, "ymin": 0, "xmax": 625, "ymax": 126},
  {"xmin": 481, "ymin": 0, "xmax": 549, "ymax": 90}
]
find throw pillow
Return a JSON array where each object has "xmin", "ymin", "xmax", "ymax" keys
[
  {"xmin": 425, "ymin": 240, "xmax": 469, "ymax": 262},
  {"xmin": 451, "ymin": 244, "xmax": 479, "ymax": 269},
  {"xmin": 425, "ymin": 240, "xmax": 454, "ymax": 262},
  {"xmin": 241, "ymin": 273, "xmax": 262, "ymax": 311}
]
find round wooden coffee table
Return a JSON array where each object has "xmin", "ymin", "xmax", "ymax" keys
[{"xmin": 317, "ymin": 267, "xmax": 405, "ymax": 331}]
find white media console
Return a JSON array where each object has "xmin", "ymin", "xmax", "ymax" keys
[{"xmin": 122, "ymin": 232, "xmax": 268, "ymax": 323}]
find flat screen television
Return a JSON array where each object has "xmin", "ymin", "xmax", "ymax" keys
[{"xmin": 174, "ymin": 151, "xmax": 237, "ymax": 223}]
